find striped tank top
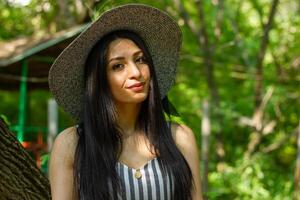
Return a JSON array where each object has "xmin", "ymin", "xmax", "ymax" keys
[{"xmin": 115, "ymin": 157, "xmax": 175, "ymax": 199}]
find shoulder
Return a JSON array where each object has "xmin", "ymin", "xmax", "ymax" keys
[
  {"xmin": 50, "ymin": 126, "xmax": 78, "ymax": 168},
  {"xmin": 170, "ymin": 123, "xmax": 203, "ymax": 199},
  {"xmin": 49, "ymin": 126, "xmax": 79, "ymax": 199},
  {"xmin": 170, "ymin": 122, "xmax": 198, "ymax": 154}
]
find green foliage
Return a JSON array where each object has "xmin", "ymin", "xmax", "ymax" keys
[
  {"xmin": 0, "ymin": 91, "xmax": 19, "ymax": 125},
  {"xmin": 0, "ymin": 1, "xmax": 34, "ymax": 40},
  {"xmin": 0, "ymin": 114, "xmax": 10, "ymax": 126},
  {"xmin": 40, "ymin": 153, "xmax": 50, "ymax": 175},
  {"xmin": 208, "ymin": 153, "xmax": 293, "ymax": 200}
]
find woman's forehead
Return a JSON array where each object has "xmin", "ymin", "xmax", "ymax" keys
[{"xmin": 107, "ymin": 38, "xmax": 143, "ymax": 59}]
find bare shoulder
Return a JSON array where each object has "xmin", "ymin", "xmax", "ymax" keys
[
  {"xmin": 49, "ymin": 126, "xmax": 79, "ymax": 199},
  {"xmin": 170, "ymin": 123, "xmax": 203, "ymax": 199},
  {"xmin": 170, "ymin": 123, "xmax": 198, "ymax": 153},
  {"xmin": 50, "ymin": 126, "xmax": 78, "ymax": 168}
]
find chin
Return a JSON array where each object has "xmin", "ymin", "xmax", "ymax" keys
[
  {"xmin": 126, "ymin": 93, "xmax": 148, "ymax": 103},
  {"xmin": 114, "ymin": 92, "xmax": 149, "ymax": 104},
  {"xmin": 131, "ymin": 96, "xmax": 148, "ymax": 103}
]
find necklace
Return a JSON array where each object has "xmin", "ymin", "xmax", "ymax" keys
[{"xmin": 134, "ymin": 169, "xmax": 142, "ymax": 179}]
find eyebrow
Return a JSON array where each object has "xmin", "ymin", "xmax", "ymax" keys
[{"xmin": 108, "ymin": 50, "xmax": 143, "ymax": 63}]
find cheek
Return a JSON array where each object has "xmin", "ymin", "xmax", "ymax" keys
[
  {"xmin": 107, "ymin": 73, "xmax": 125, "ymax": 89},
  {"xmin": 142, "ymin": 66, "xmax": 151, "ymax": 80},
  {"xmin": 142, "ymin": 67, "xmax": 151, "ymax": 93}
]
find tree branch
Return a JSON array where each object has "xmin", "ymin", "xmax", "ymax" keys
[{"xmin": 254, "ymin": 0, "xmax": 280, "ymax": 108}]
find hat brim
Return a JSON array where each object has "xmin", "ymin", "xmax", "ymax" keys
[{"xmin": 49, "ymin": 4, "xmax": 182, "ymax": 121}]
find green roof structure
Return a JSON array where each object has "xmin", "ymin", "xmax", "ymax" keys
[{"xmin": 0, "ymin": 23, "xmax": 88, "ymax": 142}]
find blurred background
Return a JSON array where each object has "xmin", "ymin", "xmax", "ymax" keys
[{"xmin": 0, "ymin": 0, "xmax": 299, "ymax": 199}]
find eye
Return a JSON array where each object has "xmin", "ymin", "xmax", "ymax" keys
[
  {"xmin": 136, "ymin": 56, "xmax": 147, "ymax": 64},
  {"xmin": 112, "ymin": 64, "xmax": 124, "ymax": 71}
]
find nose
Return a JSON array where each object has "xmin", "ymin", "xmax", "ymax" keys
[{"xmin": 128, "ymin": 61, "xmax": 141, "ymax": 79}]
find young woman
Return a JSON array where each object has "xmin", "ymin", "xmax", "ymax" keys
[{"xmin": 49, "ymin": 4, "xmax": 202, "ymax": 200}]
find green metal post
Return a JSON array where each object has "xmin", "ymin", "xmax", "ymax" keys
[{"xmin": 17, "ymin": 59, "xmax": 28, "ymax": 142}]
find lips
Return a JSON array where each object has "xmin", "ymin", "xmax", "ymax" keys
[
  {"xmin": 127, "ymin": 82, "xmax": 144, "ymax": 89},
  {"xmin": 127, "ymin": 82, "xmax": 145, "ymax": 92}
]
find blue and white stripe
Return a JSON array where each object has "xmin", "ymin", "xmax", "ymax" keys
[{"xmin": 115, "ymin": 158, "xmax": 174, "ymax": 200}]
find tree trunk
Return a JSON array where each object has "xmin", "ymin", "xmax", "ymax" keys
[
  {"xmin": 74, "ymin": 0, "xmax": 104, "ymax": 23},
  {"xmin": 173, "ymin": 0, "xmax": 226, "ymax": 164},
  {"xmin": 294, "ymin": 120, "xmax": 300, "ymax": 200},
  {"xmin": 214, "ymin": 0, "xmax": 224, "ymax": 43},
  {"xmin": 201, "ymin": 100, "xmax": 210, "ymax": 200},
  {"xmin": 231, "ymin": 1, "xmax": 250, "ymax": 67},
  {"xmin": 243, "ymin": 0, "xmax": 279, "ymax": 159},
  {"xmin": 195, "ymin": 0, "xmax": 225, "ymax": 163},
  {"xmin": 251, "ymin": 0, "xmax": 285, "ymax": 84},
  {"xmin": 254, "ymin": 0, "xmax": 279, "ymax": 109},
  {"xmin": 56, "ymin": 0, "xmax": 76, "ymax": 30},
  {"xmin": 0, "ymin": 118, "xmax": 51, "ymax": 199}
]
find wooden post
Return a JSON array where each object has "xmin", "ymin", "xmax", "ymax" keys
[
  {"xmin": 17, "ymin": 59, "xmax": 28, "ymax": 142},
  {"xmin": 201, "ymin": 100, "xmax": 210, "ymax": 199},
  {"xmin": 47, "ymin": 98, "xmax": 58, "ymax": 152}
]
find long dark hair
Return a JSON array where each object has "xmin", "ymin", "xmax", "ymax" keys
[{"xmin": 74, "ymin": 30, "xmax": 194, "ymax": 199}]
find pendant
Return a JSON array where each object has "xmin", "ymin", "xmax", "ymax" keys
[{"xmin": 134, "ymin": 169, "xmax": 142, "ymax": 179}]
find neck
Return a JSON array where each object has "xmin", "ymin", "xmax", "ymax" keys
[{"xmin": 115, "ymin": 102, "xmax": 142, "ymax": 137}]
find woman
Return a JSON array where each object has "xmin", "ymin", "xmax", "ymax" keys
[{"xmin": 49, "ymin": 4, "xmax": 202, "ymax": 200}]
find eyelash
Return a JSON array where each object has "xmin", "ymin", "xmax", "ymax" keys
[
  {"xmin": 136, "ymin": 56, "xmax": 147, "ymax": 63},
  {"xmin": 112, "ymin": 64, "xmax": 123, "ymax": 70},
  {"xmin": 111, "ymin": 56, "xmax": 147, "ymax": 70}
]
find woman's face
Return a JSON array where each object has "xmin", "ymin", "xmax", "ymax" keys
[{"xmin": 106, "ymin": 38, "xmax": 150, "ymax": 105}]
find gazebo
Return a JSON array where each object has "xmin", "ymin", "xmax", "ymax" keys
[{"xmin": 0, "ymin": 24, "xmax": 87, "ymax": 166}]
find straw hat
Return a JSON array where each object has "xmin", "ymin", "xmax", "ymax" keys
[{"xmin": 48, "ymin": 4, "xmax": 182, "ymax": 121}]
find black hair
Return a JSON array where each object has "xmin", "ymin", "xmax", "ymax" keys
[{"xmin": 74, "ymin": 30, "xmax": 194, "ymax": 199}]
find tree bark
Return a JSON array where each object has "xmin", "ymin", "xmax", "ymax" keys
[{"xmin": 0, "ymin": 118, "xmax": 51, "ymax": 199}]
